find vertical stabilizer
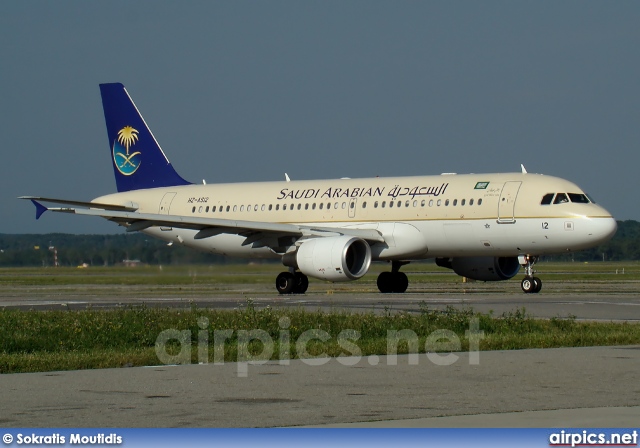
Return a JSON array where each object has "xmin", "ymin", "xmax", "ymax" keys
[{"xmin": 100, "ymin": 83, "xmax": 191, "ymax": 192}]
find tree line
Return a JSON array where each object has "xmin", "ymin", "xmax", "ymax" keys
[{"xmin": 1, "ymin": 220, "xmax": 638, "ymax": 267}]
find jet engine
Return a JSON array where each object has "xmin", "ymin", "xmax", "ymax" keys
[
  {"xmin": 284, "ymin": 235, "xmax": 372, "ymax": 282},
  {"xmin": 436, "ymin": 256, "xmax": 520, "ymax": 281}
]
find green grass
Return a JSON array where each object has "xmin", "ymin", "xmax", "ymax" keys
[{"xmin": 1, "ymin": 303, "xmax": 638, "ymax": 374}]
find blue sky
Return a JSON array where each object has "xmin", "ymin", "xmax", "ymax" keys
[{"xmin": 2, "ymin": 1, "xmax": 639, "ymax": 234}]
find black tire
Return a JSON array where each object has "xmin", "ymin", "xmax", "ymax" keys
[
  {"xmin": 521, "ymin": 277, "xmax": 536, "ymax": 293},
  {"xmin": 532, "ymin": 276, "xmax": 542, "ymax": 293},
  {"xmin": 393, "ymin": 272, "xmax": 409, "ymax": 293},
  {"xmin": 276, "ymin": 272, "xmax": 296, "ymax": 294},
  {"xmin": 377, "ymin": 271, "xmax": 393, "ymax": 293},
  {"xmin": 293, "ymin": 272, "xmax": 309, "ymax": 294}
]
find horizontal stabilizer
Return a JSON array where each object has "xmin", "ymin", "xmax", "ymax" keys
[
  {"xmin": 30, "ymin": 200, "xmax": 48, "ymax": 220},
  {"xmin": 19, "ymin": 196, "xmax": 139, "ymax": 212}
]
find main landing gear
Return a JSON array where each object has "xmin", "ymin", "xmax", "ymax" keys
[
  {"xmin": 520, "ymin": 255, "xmax": 542, "ymax": 294},
  {"xmin": 377, "ymin": 261, "xmax": 410, "ymax": 293},
  {"xmin": 276, "ymin": 270, "xmax": 309, "ymax": 295}
]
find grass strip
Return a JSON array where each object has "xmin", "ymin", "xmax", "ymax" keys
[{"xmin": 1, "ymin": 302, "xmax": 638, "ymax": 374}]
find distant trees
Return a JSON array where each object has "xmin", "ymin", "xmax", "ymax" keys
[
  {"xmin": 0, "ymin": 233, "xmax": 230, "ymax": 267},
  {"xmin": 1, "ymin": 220, "xmax": 638, "ymax": 267}
]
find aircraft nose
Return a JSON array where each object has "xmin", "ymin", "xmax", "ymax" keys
[{"xmin": 590, "ymin": 216, "xmax": 617, "ymax": 243}]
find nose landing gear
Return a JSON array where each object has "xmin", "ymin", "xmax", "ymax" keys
[{"xmin": 519, "ymin": 255, "xmax": 542, "ymax": 294}]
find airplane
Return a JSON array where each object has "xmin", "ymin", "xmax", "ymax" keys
[{"xmin": 22, "ymin": 83, "xmax": 617, "ymax": 295}]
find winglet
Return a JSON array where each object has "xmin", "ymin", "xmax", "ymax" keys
[{"xmin": 31, "ymin": 200, "xmax": 48, "ymax": 220}]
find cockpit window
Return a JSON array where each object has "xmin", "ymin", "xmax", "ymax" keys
[
  {"xmin": 585, "ymin": 193, "xmax": 596, "ymax": 204},
  {"xmin": 553, "ymin": 193, "xmax": 569, "ymax": 204},
  {"xmin": 540, "ymin": 193, "xmax": 554, "ymax": 205},
  {"xmin": 568, "ymin": 193, "xmax": 590, "ymax": 204}
]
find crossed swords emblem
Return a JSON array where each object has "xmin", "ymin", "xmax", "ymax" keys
[{"xmin": 115, "ymin": 151, "xmax": 141, "ymax": 168}]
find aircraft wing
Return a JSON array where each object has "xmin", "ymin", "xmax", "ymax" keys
[{"xmin": 22, "ymin": 198, "xmax": 385, "ymax": 246}]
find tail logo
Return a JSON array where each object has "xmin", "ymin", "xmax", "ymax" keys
[{"xmin": 113, "ymin": 126, "xmax": 141, "ymax": 176}]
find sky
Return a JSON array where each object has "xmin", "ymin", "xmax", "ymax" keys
[{"xmin": 2, "ymin": 1, "xmax": 639, "ymax": 234}]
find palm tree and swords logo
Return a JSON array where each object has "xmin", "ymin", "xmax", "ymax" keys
[{"xmin": 113, "ymin": 126, "xmax": 141, "ymax": 175}]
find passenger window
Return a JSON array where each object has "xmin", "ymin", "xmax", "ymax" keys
[
  {"xmin": 283, "ymin": 204, "xmax": 287, "ymax": 211},
  {"xmin": 469, "ymin": 199, "xmax": 474, "ymax": 206},
  {"xmin": 421, "ymin": 200, "xmax": 425, "ymax": 207},
  {"xmin": 478, "ymin": 199, "xmax": 482, "ymax": 206},
  {"xmin": 298, "ymin": 204, "xmax": 302, "ymax": 210},
  {"xmin": 268, "ymin": 204, "xmax": 272, "ymax": 211},
  {"xmin": 453, "ymin": 199, "xmax": 457, "ymax": 206},
  {"xmin": 312, "ymin": 203, "xmax": 316, "ymax": 210},
  {"xmin": 461, "ymin": 199, "xmax": 465, "ymax": 206},
  {"xmin": 362, "ymin": 202, "xmax": 367, "ymax": 209},
  {"xmin": 261, "ymin": 205, "xmax": 265, "ymax": 211},
  {"xmin": 319, "ymin": 203, "xmax": 323, "ymax": 210},
  {"xmin": 212, "ymin": 206, "xmax": 216, "ymax": 212},
  {"xmin": 568, "ymin": 193, "xmax": 590, "ymax": 203},
  {"xmin": 382, "ymin": 201, "xmax": 386, "ymax": 208},
  {"xmin": 429, "ymin": 200, "xmax": 434, "ymax": 207},
  {"xmin": 405, "ymin": 200, "xmax": 410, "ymax": 207},
  {"xmin": 540, "ymin": 193, "xmax": 554, "ymax": 205},
  {"xmin": 437, "ymin": 199, "xmax": 441, "ymax": 206},
  {"xmin": 276, "ymin": 204, "xmax": 279, "ymax": 211},
  {"xmin": 445, "ymin": 199, "xmax": 450, "ymax": 206},
  {"xmin": 398, "ymin": 201, "xmax": 402, "ymax": 208},
  {"xmin": 226, "ymin": 206, "xmax": 230, "ymax": 212},
  {"xmin": 554, "ymin": 193, "xmax": 569, "ymax": 204},
  {"xmin": 342, "ymin": 202, "xmax": 346, "ymax": 209},
  {"xmin": 305, "ymin": 204, "xmax": 309, "ymax": 210},
  {"xmin": 350, "ymin": 202, "xmax": 355, "ymax": 209}
]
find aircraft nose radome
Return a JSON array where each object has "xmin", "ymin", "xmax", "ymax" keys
[{"xmin": 591, "ymin": 217, "xmax": 617, "ymax": 243}]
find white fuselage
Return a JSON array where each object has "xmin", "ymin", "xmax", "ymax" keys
[{"xmin": 93, "ymin": 172, "xmax": 616, "ymax": 261}]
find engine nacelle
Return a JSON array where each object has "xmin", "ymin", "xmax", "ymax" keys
[
  {"xmin": 439, "ymin": 256, "xmax": 520, "ymax": 281},
  {"xmin": 285, "ymin": 236, "xmax": 372, "ymax": 282}
]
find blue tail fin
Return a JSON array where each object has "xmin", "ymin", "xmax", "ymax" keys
[{"xmin": 100, "ymin": 83, "xmax": 192, "ymax": 192}]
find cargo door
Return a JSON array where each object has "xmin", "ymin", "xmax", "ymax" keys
[{"xmin": 159, "ymin": 192, "xmax": 177, "ymax": 231}]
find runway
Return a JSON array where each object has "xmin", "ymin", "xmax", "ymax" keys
[
  {"xmin": 1, "ymin": 283, "xmax": 639, "ymax": 427},
  {"xmin": 1, "ymin": 346, "xmax": 639, "ymax": 427},
  {"xmin": 2, "ymin": 290, "xmax": 639, "ymax": 322}
]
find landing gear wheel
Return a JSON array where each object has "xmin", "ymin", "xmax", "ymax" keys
[
  {"xmin": 276, "ymin": 272, "xmax": 296, "ymax": 294},
  {"xmin": 294, "ymin": 272, "xmax": 309, "ymax": 294},
  {"xmin": 521, "ymin": 276, "xmax": 541, "ymax": 294},
  {"xmin": 532, "ymin": 276, "xmax": 542, "ymax": 293},
  {"xmin": 377, "ymin": 271, "xmax": 409, "ymax": 293},
  {"xmin": 377, "ymin": 271, "xmax": 393, "ymax": 293},
  {"xmin": 394, "ymin": 272, "xmax": 409, "ymax": 293}
]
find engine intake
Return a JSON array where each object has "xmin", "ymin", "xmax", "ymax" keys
[{"xmin": 284, "ymin": 236, "xmax": 372, "ymax": 282}]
